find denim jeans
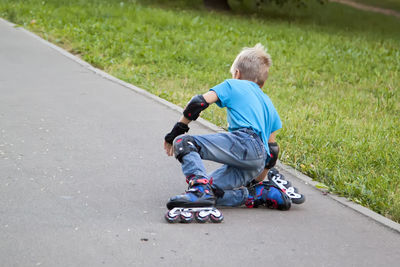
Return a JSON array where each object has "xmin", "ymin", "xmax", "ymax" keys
[{"xmin": 180, "ymin": 128, "xmax": 268, "ymax": 207}]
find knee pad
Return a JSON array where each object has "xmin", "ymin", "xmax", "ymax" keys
[
  {"xmin": 173, "ymin": 135, "xmax": 199, "ymax": 162},
  {"xmin": 265, "ymin": 142, "xmax": 279, "ymax": 169}
]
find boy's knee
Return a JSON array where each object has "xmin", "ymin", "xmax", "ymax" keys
[
  {"xmin": 173, "ymin": 135, "xmax": 200, "ymax": 162},
  {"xmin": 265, "ymin": 142, "xmax": 279, "ymax": 169}
]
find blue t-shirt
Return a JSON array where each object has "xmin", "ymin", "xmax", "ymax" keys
[{"xmin": 210, "ymin": 79, "xmax": 282, "ymax": 154}]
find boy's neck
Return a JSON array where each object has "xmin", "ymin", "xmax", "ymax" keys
[{"xmin": 233, "ymin": 77, "xmax": 264, "ymax": 88}]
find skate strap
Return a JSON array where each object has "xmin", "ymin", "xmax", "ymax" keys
[
  {"xmin": 211, "ymin": 183, "xmax": 224, "ymax": 198},
  {"xmin": 185, "ymin": 176, "xmax": 213, "ymax": 196},
  {"xmin": 187, "ymin": 188, "xmax": 200, "ymax": 193},
  {"xmin": 186, "ymin": 186, "xmax": 211, "ymax": 196},
  {"xmin": 186, "ymin": 176, "xmax": 213, "ymax": 185},
  {"xmin": 186, "ymin": 175, "xmax": 196, "ymax": 184},
  {"xmin": 188, "ymin": 178, "xmax": 212, "ymax": 187},
  {"xmin": 193, "ymin": 178, "xmax": 209, "ymax": 185},
  {"xmin": 185, "ymin": 188, "xmax": 202, "ymax": 197}
]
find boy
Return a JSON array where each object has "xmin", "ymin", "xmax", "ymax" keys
[{"xmin": 164, "ymin": 44, "xmax": 303, "ymax": 217}]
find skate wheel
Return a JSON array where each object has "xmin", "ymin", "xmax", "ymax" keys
[
  {"xmin": 291, "ymin": 194, "xmax": 306, "ymax": 205},
  {"xmin": 180, "ymin": 211, "xmax": 194, "ymax": 223},
  {"xmin": 209, "ymin": 210, "xmax": 224, "ymax": 223},
  {"xmin": 165, "ymin": 211, "xmax": 179, "ymax": 223},
  {"xmin": 286, "ymin": 187, "xmax": 306, "ymax": 204},
  {"xmin": 195, "ymin": 211, "xmax": 210, "ymax": 223}
]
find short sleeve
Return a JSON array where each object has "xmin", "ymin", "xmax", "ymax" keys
[
  {"xmin": 210, "ymin": 80, "xmax": 232, "ymax": 108},
  {"xmin": 271, "ymin": 112, "xmax": 282, "ymax": 133}
]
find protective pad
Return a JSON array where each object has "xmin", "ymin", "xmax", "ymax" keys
[
  {"xmin": 211, "ymin": 184, "xmax": 225, "ymax": 198},
  {"xmin": 183, "ymin": 95, "xmax": 209, "ymax": 121},
  {"xmin": 164, "ymin": 122, "xmax": 190, "ymax": 144},
  {"xmin": 173, "ymin": 135, "xmax": 199, "ymax": 162},
  {"xmin": 265, "ymin": 142, "xmax": 279, "ymax": 169}
]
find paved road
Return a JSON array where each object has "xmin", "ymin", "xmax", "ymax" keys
[{"xmin": 1, "ymin": 19, "xmax": 399, "ymax": 267}]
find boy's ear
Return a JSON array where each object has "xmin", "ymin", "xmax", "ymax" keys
[{"xmin": 234, "ymin": 69, "xmax": 241, "ymax": 79}]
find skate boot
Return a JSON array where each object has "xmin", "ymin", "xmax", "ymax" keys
[
  {"xmin": 165, "ymin": 176, "xmax": 223, "ymax": 223},
  {"xmin": 245, "ymin": 181, "xmax": 292, "ymax": 210},
  {"xmin": 267, "ymin": 168, "xmax": 305, "ymax": 205}
]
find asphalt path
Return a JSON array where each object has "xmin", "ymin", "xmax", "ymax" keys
[{"xmin": 1, "ymin": 19, "xmax": 400, "ymax": 267}]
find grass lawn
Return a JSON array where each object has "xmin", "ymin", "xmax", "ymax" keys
[{"xmin": 0, "ymin": 0, "xmax": 399, "ymax": 221}]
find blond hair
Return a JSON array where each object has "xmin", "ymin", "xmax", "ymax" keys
[{"xmin": 230, "ymin": 43, "xmax": 272, "ymax": 87}]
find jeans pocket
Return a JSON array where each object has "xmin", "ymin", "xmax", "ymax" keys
[
  {"xmin": 230, "ymin": 140, "xmax": 248, "ymax": 160},
  {"xmin": 247, "ymin": 137, "xmax": 264, "ymax": 160}
]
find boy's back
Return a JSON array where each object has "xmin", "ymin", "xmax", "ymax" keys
[{"xmin": 211, "ymin": 79, "xmax": 282, "ymax": 155}]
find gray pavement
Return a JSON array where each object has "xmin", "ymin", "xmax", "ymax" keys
[{"xmin": 1, "ymin": 19, "xmax": 399, "ymax": 267}]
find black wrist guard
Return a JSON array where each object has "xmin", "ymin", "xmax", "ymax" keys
[
  {"xmin": 183, "ymin": 94, "xmax": 209, "ymax": 121},
  {"xmin": 265, "ymin": 142, "xmax": 279, "ymax": 169},
  {"xmin": 164, "ymin": 122, "xmax": 190, "ymax": 144}
]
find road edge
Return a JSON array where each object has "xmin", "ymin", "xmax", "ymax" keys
[
  {"xmin": 2, "ymin": 17, "xmax": 399, "ymax": 234},
  {"xmin": 277, "ymin": 163, "xmax": 400, "ymax": 233}
]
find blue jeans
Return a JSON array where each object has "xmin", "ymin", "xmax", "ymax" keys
[{"xmin": 180, "ymin": 128, "xmax": 268, "ymax": 207}]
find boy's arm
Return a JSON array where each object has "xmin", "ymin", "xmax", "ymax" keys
[
  {"xmin": 202, "ymin": 91, "xmax": 219, "ymax": 105},
  {"xmin": 163, "ymin": 91, "xmax": 219, "ymax": 156},
  {"xmin": 268, "ymin": 131, "xmax": 277, "ymax": 143}
]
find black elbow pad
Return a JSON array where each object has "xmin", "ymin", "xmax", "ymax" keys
[{"xmin": 183, "ymin": 95, "xmax": 209, "ymax": 121}]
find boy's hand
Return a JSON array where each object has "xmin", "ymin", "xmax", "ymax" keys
[{"xmin": 164, "ymin": 141, "xmax": 174, "ymax": 156}]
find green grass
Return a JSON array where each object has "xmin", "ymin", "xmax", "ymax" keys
[{"xmin": 0, "ymin": 0, "xmax": 399, "ymax": 221}]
